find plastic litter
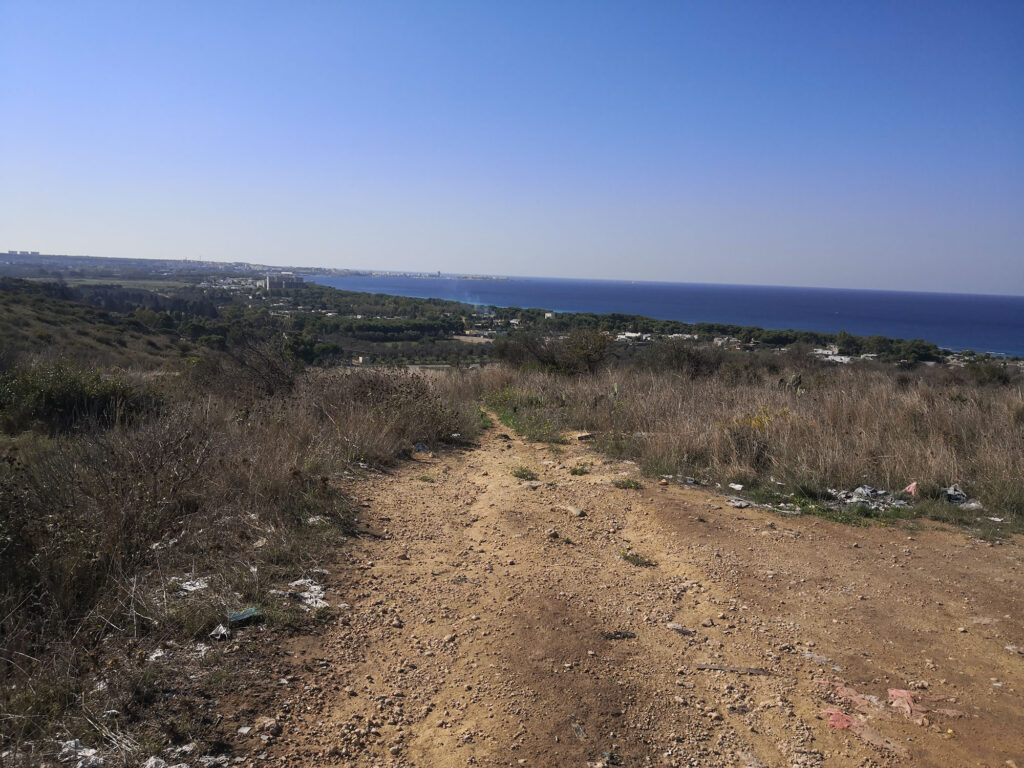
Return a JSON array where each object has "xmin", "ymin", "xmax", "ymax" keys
[
  {"xmin": 227, "ymin": 607, "xmax": 263, "ymax": 627},
  {"xmin": 288, "ymin": 579, "xmax": 329, "ymax": 610},
  {"xmin": 903, "ymin": 481, "xmax": 919, "ymax": 497},
  {"xmin": 666, "ymin": 622, "xmax": 695, "ymax": 636},
  {"xmin": 209, "ymin": 624, "xmax": 231, "ymax": 641},
  {"xmin": 944, "ymin": 484, "xmax": 968, "ymax": 504},
  {"xmin": 57, "ymin": 739, "xmax": 103, "ymax": 766},
  {"xmin": 600, "ymin": 630, "xmax": 636, "ymax": 640},
  {"xmin": 170, "ymin": 576, "xmax": 209, "ymax": 593},
  {"xmin": 822, "ymin": 708, "xmax": 854, "ymax": 729}
]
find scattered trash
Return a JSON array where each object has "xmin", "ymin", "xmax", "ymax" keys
[
  {"xmin": 822, "ymin": 708, "xmax": 855, "ymax": 729},
  {"xmin": 888, "ymin": 688, "xmax": 930, "ymax": 725},
  {"xmin": 944, "ymin": 484, "xmax": 968, "ymax": 504},
  {"xmin": 576, "ymin": 432, "xmax": 594, "ymax": 441},
  {"xmin": 600, "ymin": 630, "xmax": 636, "ymax": 640},
  {"xmin": 987, "ymin": 516, "xmax": 1003, "ymax": 523},
  {"xmin": 305, "ymin": 515, "xmax": 329, "ymax": 526},
  {"xmin": 821, "ymin": 709, "xmax": 907, "ymax": 757},
  {"xmin": 815, "ymin": 678, "xmax": 884, "ymax": 713},
  {"xmin": 209, "ymin": 624, "xmax": 231, "ymax": 641},
  {"xmin": 147, "ymin": 648, "xmax": 166, "ymax": 662},
  {"xmin": 888, "ymin": 688, "xmax": 962, "ymax": 724},
  {"xmin": 694, "ymin": 663, "xmax": 769, "ymax": 675},
  {"xmin": 728, "ymin": 483, "xmax": 744, "ymax": 491},
  {"xmin": 142, "ymin": 758, "xmax": 188, "ymax": 768},
  {"xmin": 57, "ymin": 739, "xmax": 102, "ymax": 766},
  {"xmin": 170, "ymin": 576, "xmax": 209, "ymax": 593},
  {"xmin": 802, "ymin": 650, "xmax": 841, "ymax": 671},
  {"xmin": 227, "ymin": 607, "xmax": 263, "ymax": 627},
  {"xmin": 665, "ymin": 622, "xmax": 695, "ymax": 636},
  {"xmin": 167, "ymin": 743, "xmax": 197, "ymax": 759},
  {"xmin": 829, "ymin": 486, "xmax": 907, "ymax": 511},
  {"xmin": 287, "ymin": 579, "xmax": 329, "ymax": 610},
  {"xmin": 414, "ymin": 443, "xmax": 427, "ymax": 452},
  {"xmin": 726, "ymin": 497, "xmax": 750, "ymax": 508},
  {"xmin": 903, "ymin": 481, "xmax": 919, "ymax": 497}
]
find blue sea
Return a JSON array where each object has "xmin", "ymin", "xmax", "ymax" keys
[{"xmin": 306, "ymin": 274, "xmax": 1024, "ymax": 357}]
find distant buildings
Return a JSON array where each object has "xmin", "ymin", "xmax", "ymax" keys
[{"xmin": 263, "ymin": 273, "xmax": 303, "ymax": 293}]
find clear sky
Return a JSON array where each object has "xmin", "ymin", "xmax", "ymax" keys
[{"xmin": 2, "ymin": 1, "xmax": 1022, "ymax": 294}]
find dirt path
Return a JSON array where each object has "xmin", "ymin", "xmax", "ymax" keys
[{"xmin": 223, "ymin": 420, "xmax": 1024, "ymax": 767}]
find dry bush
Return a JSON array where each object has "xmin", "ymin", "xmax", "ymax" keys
[{"xmin": 0, "ymin": 364, "xmax": 483, "ymax": 749}]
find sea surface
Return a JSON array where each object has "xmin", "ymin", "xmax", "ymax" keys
[{"xmin": 307, "ymin": 274, "xmax": 1024, "ymax": 357}]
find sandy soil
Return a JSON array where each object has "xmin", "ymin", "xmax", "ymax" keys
[{"xmin": 220, "ymin": 419, "xmax": 1024, "ymax": 767}]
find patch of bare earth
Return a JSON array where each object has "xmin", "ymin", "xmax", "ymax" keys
[{"xmin": 218, "ymin": 419, "xmax": 1024, "ymax": 767}]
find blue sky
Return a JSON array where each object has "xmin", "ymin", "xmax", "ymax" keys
[{"xmin": 1, "ymin": 1, "xmax": 1022, "ymax": 293}]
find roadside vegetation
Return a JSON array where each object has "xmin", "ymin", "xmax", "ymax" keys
[
  {"xmin": 1, "ymin": 268, "xmax": 1021, "ymax": 761},
  {"xmin": 0, "ymin": 355, "xmax": 480, "ymax": 758},
  {"xmin": 470, "ymin": 340, "xmax": 1024, "ymax": 536}
]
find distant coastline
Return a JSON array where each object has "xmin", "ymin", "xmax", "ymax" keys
[{"xmin": 307, "ymin": 273, "xmax": 1024, "ymax": 358}]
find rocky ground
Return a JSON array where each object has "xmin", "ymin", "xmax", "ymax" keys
[{"xmin": 204, "ymin": 418, "xmax": 1023, "ymax": 768}]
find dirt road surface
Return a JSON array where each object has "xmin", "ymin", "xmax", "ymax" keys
[{"xmin": 222, "ymin": 420, "xmax": 1024, "ymax": 767}]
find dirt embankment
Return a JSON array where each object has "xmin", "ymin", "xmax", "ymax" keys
[{"xmin": 217, "ymin": 419, "xmax": 1023, "ymax": 767}]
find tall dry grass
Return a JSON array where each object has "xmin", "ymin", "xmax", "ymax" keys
[
  {"xmin": 0, "ymin": 364, "xmax": 482, "ymax": 750},
  {"xmin": 470, "ymin": 364, "xmax": 1024, "ymax": 522}
]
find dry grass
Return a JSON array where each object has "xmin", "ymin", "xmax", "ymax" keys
[
  {"xmin": 463, "ymin": 364, "xmax": 1024, "ymax": 530},
  {"xmin": 0, "ymin": 364, "xmax": 482, "ymax": 754}
]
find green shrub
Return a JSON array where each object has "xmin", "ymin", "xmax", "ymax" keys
[
  {"xmin": 511, "ymin": 465, "xmax": 539, "ymax": 481},
  {"xmin": 0, "ymin": 362, "xmax": 152, "ymax": 435},
  {"xmin": 620, "ymin": 551, "xmax": 656, "ymax": 567}
]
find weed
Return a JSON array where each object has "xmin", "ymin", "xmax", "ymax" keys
[
  {"xmin": 418, "ymin": 475, "xmax": 436, "ymax": 483},
  {"xmin": 511, "ymin": 466, "xmax": 539, "ymax": 481},
  {"xmin": 613, "ymin": 478, "xmax": 643, "ymax": 490},
  {"xmin": 569, "ymin": 462, "xmax": 591, "ymax": 476},
  {"xmin": 620, "ymin": 551, "xmax": 656, "ymax": 567}
]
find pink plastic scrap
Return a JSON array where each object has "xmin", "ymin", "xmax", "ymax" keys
[
  {"xmin": 815, "ymin": 678, "xmax": 884, "ymax": 714},
  {"xmin": 888, "ymin": 689, "xmax": 929, "ymax": 726},
  {"xmin": 903, "ymin": 481, "xmax": 919, "ymax": 497},
  {"xmin": 819, "ymin": 708, "xmax": 908, "ymax": 757},
  {"xmin": 823, "ymin": 708, "xmax": 855, "ymax": 729},
  {"xmin": 888, "ymin": 688, "xmax": 962, "ymax": 723}
]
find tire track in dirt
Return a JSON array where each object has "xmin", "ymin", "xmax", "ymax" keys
[{"xmin": 222, "ymin": 419, "xmax": 1024, "ymax": 767}]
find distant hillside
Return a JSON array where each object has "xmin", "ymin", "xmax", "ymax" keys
[{"xmin": 0, "ymin": 278, "xmax": 180, "ymax": 368}]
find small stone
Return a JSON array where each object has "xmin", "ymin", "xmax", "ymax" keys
[
  {"xmin": 254, "ymin": 717, "xmax": 281, "ymax": 737},
  {"xmin": 443, "ymin": 633, "xmax": 456, "ymax": 643}
]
